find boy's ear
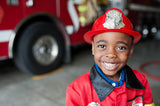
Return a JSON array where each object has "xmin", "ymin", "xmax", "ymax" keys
[
  {"xmin": 92, "ymin": 41, "xmax": 95, "ymax": 55},
  {"xmin": 128, "ymin": 45, "xmax": 134, "ymax": 58}
]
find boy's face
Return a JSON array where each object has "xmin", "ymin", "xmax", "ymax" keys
[{"xmin": 92, "ymin": 32, "xmax": 134, "ymax": 79}]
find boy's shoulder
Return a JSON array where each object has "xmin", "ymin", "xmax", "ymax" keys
[
  {"xmin": 131, "ymin": 69, "xmax": 147, "ymax": 84},
  {"xmin": 132, "ymin": 69, "xmax": 146, "ymax": 78},
  {"xmin": 67, "ymin": 71, "xmax": 91, "ymax": 89}
]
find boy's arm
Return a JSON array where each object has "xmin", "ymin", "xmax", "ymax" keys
[
  {"xmin": 143, "ymin": 77, "xmax": 155, "ymax": 106},
  {"xmin": 66, "ymin": 85, "xmax": 81, "ymax": 106}
]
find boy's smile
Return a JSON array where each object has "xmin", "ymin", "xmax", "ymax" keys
[{"xmin": 92, "ymin": 32, "xmax": 134, "ymax": 81}]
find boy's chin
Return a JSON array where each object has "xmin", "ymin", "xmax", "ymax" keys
[
  {"xmin": 102, "ymin": 70, "xmax": 119, "ymax": 77},
  {"xmin": 102, "ymin": 68, "xmax": 121, "ymax": 81}
]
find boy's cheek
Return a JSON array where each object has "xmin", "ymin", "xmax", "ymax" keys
[{"xmin": 94, "ymin": 51, "xmax": 105, "ymax": 57}]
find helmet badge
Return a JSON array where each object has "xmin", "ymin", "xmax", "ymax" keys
[{"xmin": 103, "ymin": 10, "xmax": 125, "ymax": 29}]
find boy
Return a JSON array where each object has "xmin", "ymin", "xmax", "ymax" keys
[{"xmin": 66, "ymin": 8, "xmax": 154, "ymax": 106}]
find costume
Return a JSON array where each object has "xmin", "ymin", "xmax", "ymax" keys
[{"xmin": 66, "ymin": 65, "xmax": 154, "ymax": 106}]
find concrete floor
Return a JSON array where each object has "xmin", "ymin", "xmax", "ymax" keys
[{"xmin": 0, "ymin": 39, "xmax": 160, "ymax": 106}]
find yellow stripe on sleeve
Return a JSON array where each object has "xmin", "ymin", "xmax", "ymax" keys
[{"xmin": 145, "ymin": 102, "xmax": 155, "ymax": 106}]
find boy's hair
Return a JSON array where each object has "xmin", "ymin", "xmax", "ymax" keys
[{"xmin": 84, "ymin": 8, "xmax": 141, "ymax": 44}]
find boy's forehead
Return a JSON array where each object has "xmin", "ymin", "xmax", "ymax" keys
[{"xmin": 93, "ymin": 32, "xmax": 133, "ymax": 43}]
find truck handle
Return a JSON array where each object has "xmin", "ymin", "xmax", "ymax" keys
[{"xmin": 26, "ymin": 0, "xmax": 34, "ymax": 7}]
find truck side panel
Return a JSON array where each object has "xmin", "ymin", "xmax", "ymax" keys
[{"xmin": 0, "ymin": 42, "xmax": 8, "ymax": 58}]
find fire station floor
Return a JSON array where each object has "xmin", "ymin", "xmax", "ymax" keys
[{"xmin": 0, "ymin": 39, "xmax": 160, "ymax": 106}]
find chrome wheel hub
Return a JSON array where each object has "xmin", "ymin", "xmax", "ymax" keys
[{"xmin": 32, "ymin": 35, "xmax": 58, "ymax": 66}]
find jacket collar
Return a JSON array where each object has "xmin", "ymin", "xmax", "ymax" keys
[{"xmin": 90, "ymin": 65, "xmax": 145, "ymax": 102}]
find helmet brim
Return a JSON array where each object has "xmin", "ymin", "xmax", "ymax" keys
[{"xmin": 84, "ymin": 29, "xmax": 141, "ymax": 44}]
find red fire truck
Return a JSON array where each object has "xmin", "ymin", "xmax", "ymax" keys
[
  {"xmin": 0, "ymin": 0, "xmax": 96, "ymax": 75},
  {"xmin": 0, "ymin": 0, "xmax": 160, "ymax": 75}
]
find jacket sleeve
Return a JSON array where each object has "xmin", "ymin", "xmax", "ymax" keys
[
  {"xmin": 143, "ymin": 76, "xmax": 155, "ymax": 106},
  {"xmin": 65, "ymin": 84, "xmax": 82, "ymax": 106}
]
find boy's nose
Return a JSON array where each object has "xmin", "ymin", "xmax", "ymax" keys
[
  {"xmin": 105, "ymin": 48, "xmax": 117, "ymax": 58},
  {"xmin": 106, "ymin": 53, "xmax": 117, "ymax": 58}
]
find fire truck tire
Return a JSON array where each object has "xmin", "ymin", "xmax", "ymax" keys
[{"xmin": 14, "ymin": 22, "xmax": 65, "ymax": 75}]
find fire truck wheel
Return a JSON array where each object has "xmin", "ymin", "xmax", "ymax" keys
[{"xmin": 14, "ymin": 22, "xmax": 65, "ymax": 75}]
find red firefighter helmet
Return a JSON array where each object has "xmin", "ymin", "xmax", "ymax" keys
[{"xmin": 84, "ymin": 8, "xmax": 141, "ymax": 44}]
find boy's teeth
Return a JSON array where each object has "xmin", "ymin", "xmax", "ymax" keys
[{"xmin": 104, "ymin": 63, "xmax": 117, "ymax": 68}]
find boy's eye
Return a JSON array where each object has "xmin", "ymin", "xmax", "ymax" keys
[
  {"xmin": 117, "ymin": 46, "xmax": 127, "ymax": 50},
  {"xmin": 98, "ymin": 45, "xmax": 105, "ymax": 48}
]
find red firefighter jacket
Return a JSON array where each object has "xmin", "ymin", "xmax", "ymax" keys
[{"xmin": 66, "ymin": 65, "xmax": 154, "ymax": 106}]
